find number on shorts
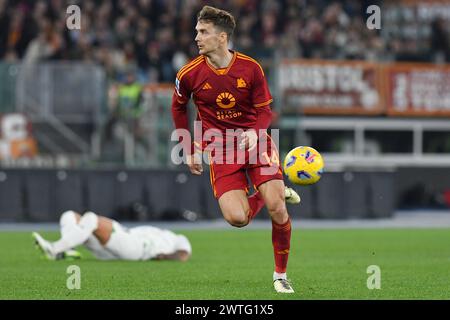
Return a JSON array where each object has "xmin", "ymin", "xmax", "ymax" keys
[{"xmin": 262, "ymin": 151, "xmax": 279, "ymax": 166}]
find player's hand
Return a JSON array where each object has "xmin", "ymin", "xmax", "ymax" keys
[
  {"xmin": 239, "ymin": 129, "xmax": 258, "ymax": 151},
  {"xmin": 186, "ymin": 153, "xmax": 203, "ymax": 175}
]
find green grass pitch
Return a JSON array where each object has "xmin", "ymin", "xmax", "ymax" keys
[{"xmin": 0, "ymin": 228, "xmax": 449, "ymax": 299}]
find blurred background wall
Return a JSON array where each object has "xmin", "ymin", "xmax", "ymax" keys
[{"xmin": 0, "ymin": 0, "xmax": 449, "ymax": 221}]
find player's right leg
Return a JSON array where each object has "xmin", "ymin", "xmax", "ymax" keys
[
  {"xmin": 247, "ymin": 134, "xmax": 295, "ymax": 293},
  {"xmin": 102, "ymin": 221, "xmax": 143, "ymax": 260},
  {"xmin": 257, "ymin": 179, "xmax": 295, "ymax": 294}
]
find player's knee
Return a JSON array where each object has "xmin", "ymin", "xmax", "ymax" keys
[
  {"xmin": 267, "ymin": 202, "xmax": 287, "ymax": 219},
  {"xmin": 59, "ymin": 210, "xmax": 80, "ymax": 227},
  {"xmin": 225, "ymin": 214, "xmax": 249, "ymax": 228},
  {"xmin": 79, "ymin": 211, "xmax": 99, "ymax": 232}
]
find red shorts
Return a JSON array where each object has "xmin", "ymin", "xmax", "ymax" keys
[{"xmin": 207, "ymin": 134, "xmax": 283, "ymax": 199}]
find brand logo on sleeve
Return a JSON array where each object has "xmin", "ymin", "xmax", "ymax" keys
[{"xmin": 175, "ymin": 78, "xmax": 182, "ymax": 97}]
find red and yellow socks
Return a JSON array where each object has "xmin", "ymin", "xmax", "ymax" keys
[{"xmin": 272, "ymin": 218, "xmax": 292, "ymax": 273}]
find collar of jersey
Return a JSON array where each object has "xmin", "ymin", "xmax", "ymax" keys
[{"xmin": 204, "ymin": 50, "xmax": 237, "ymax": 76}]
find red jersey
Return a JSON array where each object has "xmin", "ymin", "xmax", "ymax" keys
[{"xmin": 171, "ymin": 50, "xmax": 273, "ymax": 146}]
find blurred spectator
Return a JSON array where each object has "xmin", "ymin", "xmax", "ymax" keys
[
  {"xmin": 0, "ymin": 0, "xmax": 449, "ymax": 82},
  {"xmin": 101, "ymin": 69, "xmax": 147, "ymax": 162},
  {"xmin": 116, "ymin": 70, "xmax": 144, "ymax": 119},
  {"xmin": 23, "ymin": 18, "xmax": 63, "ymax": 63},
  {"xmin": 0, "ymin": 2, "xmax": 37, "ymax": 61},
  {"xmin": 430, "ymin": 17, "xmax": 450, "ymax": 63}
]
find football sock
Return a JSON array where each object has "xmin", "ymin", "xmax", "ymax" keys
[
  {"xmin": 273, "ymin": 271, "xmax": 287, "ymax": 281},
  {"xmin": 272, "ymin": 217, "xmax": 292, "ymax": 273},
  {"xmin": 52, "ymin": 212, "xmax": 99, "ymax": 255},
  {"xmin": 247, "ymin": 191, "xmax": 265, "ymax": 221}
]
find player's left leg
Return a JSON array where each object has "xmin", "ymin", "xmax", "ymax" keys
[
  {"xmin": 209, "ymin": 160, "xmax": 255, "ymax": 227},
  {"xmin": 218, "ymin": 189, "xmax": 252, "ymax": 227},
  {"xmin": 258, "ymin": 179, "xmax": 295, "ymax": 293},
  {"xmin": 51, "ymin": 211, "xmax": 103, "ymax": 255},
  {"xmin": 210, "ymin": 157, "xmax": 268, "ymax": 226},
  {"xmin": 33, "ymin": 211, "xmax": 112, "ymax": 260},
  {"xmin": 32, "ymin": 210, "xmax": 83, "ymax": 260}
]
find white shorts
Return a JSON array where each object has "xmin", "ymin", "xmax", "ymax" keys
[{"xmin": 84, "ymin": 221, "xmax": 192, "ymax": 261}]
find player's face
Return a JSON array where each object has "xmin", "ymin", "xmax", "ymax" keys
[{"xmin": 195, "ymin": 21, "xmax": 224, "ymax": 55}]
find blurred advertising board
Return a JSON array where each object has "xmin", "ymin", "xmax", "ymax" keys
[
  {"xmin": 385, "ymin": 63, "xmax": 450, "ymax": 117},
  {"xmin": 278, "ymin": 59, "xmax": 385, "ymax": 115}
]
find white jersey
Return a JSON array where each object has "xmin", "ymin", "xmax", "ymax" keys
[{"xmin": 84, "ymin": 222, "xmax": 192, "ymax": 261}]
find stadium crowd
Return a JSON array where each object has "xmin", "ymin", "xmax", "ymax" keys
[{"xmin": 0, "ymin": 0, "xmax": 449, "ymax": 84}]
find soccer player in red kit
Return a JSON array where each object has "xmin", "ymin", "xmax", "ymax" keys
[{"xmin": 171, "ymin": 5, "xmax": 300, "ymax": 293}]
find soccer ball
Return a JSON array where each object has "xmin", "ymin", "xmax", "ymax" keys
[{"xmin": 283, "ymin": 146, "xmax": 324, "ymax": 185}]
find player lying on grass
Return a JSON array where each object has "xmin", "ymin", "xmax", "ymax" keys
[
  {"xmin": 171, "ymin": 5, "xmax": 300, "ymax": 293},
  {"xmin": 32, "ymin": 210, "xmax": 192, "ymax": 262}
]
